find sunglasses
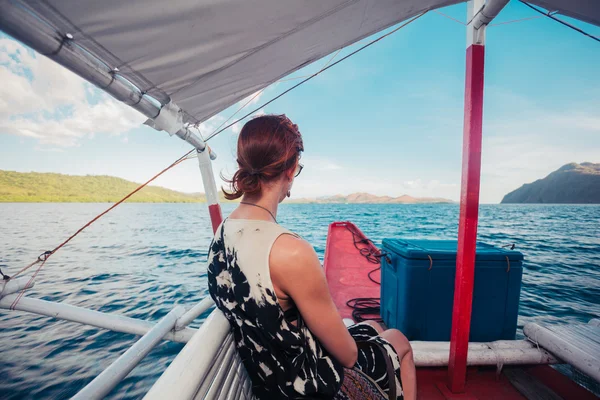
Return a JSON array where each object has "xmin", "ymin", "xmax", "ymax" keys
[{"xmin": 294, "ymin": 163, "xmax": 304, "ymax": 177}]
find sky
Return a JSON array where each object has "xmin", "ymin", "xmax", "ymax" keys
[{"xmin": 1, "ymin": 2, "xmax": 599, "ymax": 204}]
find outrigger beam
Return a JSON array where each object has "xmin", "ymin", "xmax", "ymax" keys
[
  {"xmin": 448, "ymin": 0, "xmax": 508, "ymax": 393},
  {"xmin": 72, "ymin": 306, "xmax": 186, "ymax": 400},
  {"xmin": 0, "ymin": 293, "xmax": 197, "ymax": 343},
  {"xmin": 1, "ymin": 277, "xmax": 217, "ymax": 344},
  {"xmin": 0, "ymin": 276, "xmax": 34, "ymax": 296}
]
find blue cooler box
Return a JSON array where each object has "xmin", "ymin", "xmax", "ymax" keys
[{"xmin": 380, "ymin": 239, "xmax": 523, "ymax": 342}]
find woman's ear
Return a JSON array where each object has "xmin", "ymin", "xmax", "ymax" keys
[{"xmin": 286, "ymin": 164, "xmax": 296, "ymax": 181}]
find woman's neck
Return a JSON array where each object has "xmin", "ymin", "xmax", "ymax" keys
[{"xmin": 238, "ymin": 193, "xmax": 280, "ymax": 221}]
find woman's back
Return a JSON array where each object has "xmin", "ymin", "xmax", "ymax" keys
[
  {"xmin": 206, "ymin": 114, "xmax": 412, "ymax": 399},
  {"xmin": 207, "ymin": 219, "xmax": 344, "ymax": 399}
]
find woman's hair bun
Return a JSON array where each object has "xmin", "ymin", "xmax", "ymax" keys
[{"xmin": 222, "ymin": 114, "xmax": 303, "ymax": 200}]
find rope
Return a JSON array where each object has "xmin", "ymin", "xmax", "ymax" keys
[
  {"xmin": 486, "ymin": 342, "xmax": 505, "ymax": 376},
  {"xmin": 10, "ymin": 256, "xmax": 49, "ymax": 309},
  {"xmin": 434, "ymin": 4, "xmax": 549, "ymax": 29},
  {"xmin": 7, "ymin": 251, "xmax": 51, "ymax": 280},
  {"xmin": 500, "ymin": 243, "xmax": 515, "ymax": 272},
  {"xmin": 275, "ymin": 49, "xmax": 343, "ymax": 83},
  {"xmin": 432, "ymin": 10, "xmax": 466, "ymax": 26},
  {"xmin": 6, "ymin": 151, "xmax": 192, "ymax": 307},
  {"xmin": 344, "ymin": 223, "xmax": 389, "ymax": 285},
  {"xmin": 201, "ymin": 49, "xmax": 342, "ymax": 138},
  {"xmin": 207, "ymin": 89, "xmax": 266, "ymax": 136},
  {"xmin": 346, "ymin": 298, "xmax": 383, "ymax": 323},
  {"xmin": 344, "ymin": 223, "xmax": 390, "ymax": 322},
  {"xmin": 5, "ymin": 11, "xmax": 426, "ymax": 308},
  {"xmin": 318, "ymin": 48, "xmax": 343, "ymax": 71},
  {"xmin": 489, "ymin": 15, "xmax": 545, "ymax": 27},
  {"xmin": 203, "ymin": 11, "xmax": 426, "ymax": 142},
  {"xmin": 519, "ymin": 1, "xmax": 600, "ymax": 43}
]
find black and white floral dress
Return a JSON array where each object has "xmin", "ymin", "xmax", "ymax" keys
[{"xmin": 207, "ymin": 219, "xmax": 402, "ymax": 399}]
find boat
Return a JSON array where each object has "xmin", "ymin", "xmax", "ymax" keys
[{"xmin": 1, "ymin": 0, "xmax": 599, "ymax": 398}]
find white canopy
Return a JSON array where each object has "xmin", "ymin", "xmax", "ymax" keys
[{"xmin": 1, "ymin": 1, "xmax": 599, "ymax": 126}]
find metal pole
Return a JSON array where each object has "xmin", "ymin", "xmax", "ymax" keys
[
  {"xmin": 0, "ymin": 276, "xmax": 34, "ymax": 296},
  {"xmin": 0, "ymin": 294, "xmax": 195, "ymax": 343},
  {"xmin": 0, "ymin": 2, "xmax": 158, "ymax": 118},
  {"xmin": 144, "ymin": 310, "xmax": 232, "ymax": 400},
  {"xmin": 72, "ymin": 306, "xmax": 185, "ymax": 400},
  {"xmin": 448, "ymin": 0, "xmax": 486, "ymax": 393},
  {"xmin": 471, "ymin": 0, "xmax": 510, "ymax": 30},
  {"xmin": 175, "ymin": 296, "xmax": 214, "ymax": 330},
  {"xmin": 0, "ymin": 0, "xmax": 209, "ymax": 151},
  {"xmin": 197, "ymin": 145, "xmax": 223, "ymax": 233},
  {"xmin": 523, "ymin": 322, "xmax": 599, "ymax": 382}
]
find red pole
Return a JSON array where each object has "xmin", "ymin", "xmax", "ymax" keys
[
  {"xmin": 197, "ymin": 146, "xmax": 223, "ymax": 234},
  {"xmin": 447, "ymin": 36, "xmax": 485, "ymax": 394},
  {"xmin": 208, "ymin": 203, "xmax": 223, "ymax": 233}
]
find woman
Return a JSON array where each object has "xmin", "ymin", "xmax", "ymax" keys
[{"xmin": 207, "ymin": 114, "xmax": 416, "ymax": 399}]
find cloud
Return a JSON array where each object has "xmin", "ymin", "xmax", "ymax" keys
[
  {"xmin": 479, "ymin": 89, "xmax": 600, "ymax": 203},
  {"xmin": 33, "ymin": 146, "xmax": 65, "ymax": 153},
  {"xmin": 231, "ymin": 122, "xmax": 241, "ymax": 134},
  {"xmin": 197, "ymin": 114, "xmax": 227, "ymax": 137},
  {"xmin": 197, "ymin": 100, "xmax": 266, "ymax": 138},
  {"xmin": 0, "ymin": 38, "xmax": 145, "ymax": 146},
  {"xmin": 215, "ymin": 107, "xmax": 266, "ymax": 137},
  {"xmin": 242, "ymin": 91, "xmax": 264, "ymax": 106}
]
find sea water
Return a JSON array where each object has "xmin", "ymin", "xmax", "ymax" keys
[{"xmin": 0, "ymin": 203, "xmax": 598, "ymax": 399}]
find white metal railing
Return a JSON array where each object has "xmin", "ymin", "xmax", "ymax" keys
[
  {"xmin": 144, "ymin": 309, "xmax": 252, "ymax": 400},
  {"xmin": 0, "ymin": 277, "xmax": 215, "ymax": 398},
  {"xmin": 0, "ymin": 293, "xmax": 198, "ymax": 343},
  {"xmin": 72, "ymin": 306, "xmax": 185, "ymax": 400},
  {"xmin": 146, "ymin": 309, "xmax": 558, "ymax": 399},
  {"xmin": 524, "ymin": 320, "xmax": 600, "ymax": 383},
  {"xmin": 175, "ymin": 296, "xmax": 215, "ymax": 331},
  {"xmin": 1, "ymin": 277, "xmax": 561, "ymax": 399},
  {"xmin": 0, "ymin": 276, "xmax": 35, "ymax": 296},
  {"xmin": 410, "ymin": 340, "xmax": 557, "ymax": 368}
]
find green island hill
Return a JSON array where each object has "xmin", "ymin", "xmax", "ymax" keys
[
  {"xmin": 0, "ymin": 170, "xmax": 208, "ymax": 203},
  {"xmin": 0, "ymin": 170, "xmax": 454, "ymax": 204}
]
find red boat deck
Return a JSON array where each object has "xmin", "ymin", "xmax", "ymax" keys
[
  {"xmin": 323, "ymin": 221, "xmax": 598, "ymax": 400},
  {"xmin": 324, "ymin": 221, "xmax": 382, "ymax": 320}
]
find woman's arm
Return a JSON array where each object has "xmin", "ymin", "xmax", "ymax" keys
[{"xmin": 270, "ymin": 234, "xmax": 358, "ymax": 368}]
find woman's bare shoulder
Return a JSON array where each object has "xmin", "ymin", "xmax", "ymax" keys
[
  {"xmin": 270, "ymin": 234, "xmax": 322, "ymax": 284},
  {"xmin": 271, "ymin": 233, "xmax": 318, "ymax": 265}
]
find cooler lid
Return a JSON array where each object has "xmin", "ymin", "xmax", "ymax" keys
[{"xmin": 382, "ymin": 239, "xmax": 524, "ymax": 261}]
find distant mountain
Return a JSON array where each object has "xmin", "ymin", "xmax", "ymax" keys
[
  {"xmin": 501, "ymin": 162, "xmax": 600, "ymax": 204},
  {"xmin": 0, "ymin": 170, "xmax": 455, "ymax": 204},
  {"xmin": 0, "ymin": 170, "xmax": 207, "ymax": 203},
  {"xmin": 292, "ymin": 192, "xmax": 453, "ymax": 204}
]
